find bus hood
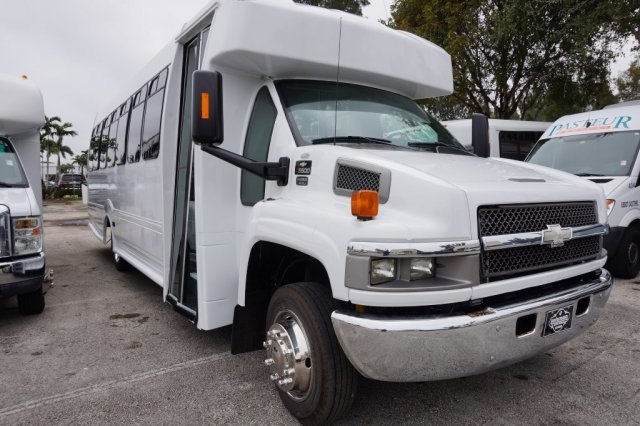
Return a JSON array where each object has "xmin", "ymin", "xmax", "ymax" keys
[
  {"xmin": 0, "ymin": 188, "xmax": 35, "ymax": 217},
  {"xmin": 358, "ymin": 149, "xmax": 606, "ymax": 220}
]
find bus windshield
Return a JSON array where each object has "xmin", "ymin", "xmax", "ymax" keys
[
  {"xmin": 527, "ymin": 131, "xmax": 640, "ymax": 177},
  {"xmin": 0, "ymin": 137, "xmax": 28, "ymax": 187},
  {"xmin": 276, "ymin": 80, "xmax": 466, "ymax": 153}
]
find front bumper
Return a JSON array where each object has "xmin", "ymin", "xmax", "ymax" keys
[
  {"xmin": 0, "ymin": 252, "xmax": 45, "ymax": 298},
  {"xmin": 331, "ymin": 269, "xmax": 612, "ymax": 382}
]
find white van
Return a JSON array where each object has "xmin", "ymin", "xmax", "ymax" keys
[
  {"xmin": 87, "ymin": 1, "xmax": 611, "ymax": 422},
  {"xmin": 527, "ymin": 102, "xmax": 640, "ymax": 278},
  {"xmin": 444, "ymin": 118, "xmax": 550, "ymax": 159},
  {"xmin": 0, "ymin": 75, "xmax": 46, "ymax": 314}
]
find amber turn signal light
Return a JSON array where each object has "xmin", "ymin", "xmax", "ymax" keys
[
  {"xmin": 201, "ymin": 92, "xmax": 210, "ymax": 119},
  {"xmin": 351, "ymin": 190, "xmax": 379, "ymax": 220}
]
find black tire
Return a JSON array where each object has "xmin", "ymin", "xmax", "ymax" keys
[
  {"xmin": 18, "ymin": 285, "xmax": 45, "ymax": 315},
  {"xmin": 111, "ymin": 234, "xmax": 131, "ymax": 272},
  {"xmin": 608, "ymin": 227, "xmax": 640, "ymax": 278},
  {"xmin": 266, "ymin": 283, "xmax": 358, "ymax": 425}
]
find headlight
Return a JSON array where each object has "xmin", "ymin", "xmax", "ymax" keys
[
  {"xmin": 13, "ymin": 216, "xmax": 42, "ymax": 256},
  {"xmin": 410, "ymin": 258, "xmax": 435, "ymax": 280},
  {"xmin": 606, "ymin": 199, "xmax": 615, "ymax": 216},
  {"xmin": 370, "ymin": 258, "xmax": 396, "ymax": 285}
]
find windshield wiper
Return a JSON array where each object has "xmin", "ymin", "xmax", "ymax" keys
[
  {"xmin": 312, "ymin": 136, "xmax": 394, "ymax": 146},
  {"xmin": 407, "ymin": 141, "xmax": 473, "ymax": 155},
  {"xmin": 574, "ymin": 173, "xmax": 605, "ymax": 177},
  {"xmin": 0, "ymin": 183, "xmax": 16, "ymax": 188}
]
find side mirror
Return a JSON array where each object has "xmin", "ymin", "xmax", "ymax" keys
[
  {"xmin": 192, "ymin": 70, "xmax": 224, "ymax": 145},
  {"xmin": 471, "ymin": 113, "xmax": 489, "ymax": 158}
]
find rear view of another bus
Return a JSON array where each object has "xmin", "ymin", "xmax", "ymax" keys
[{"xmin": 527, "ymin": 102, "xmax": 640, "ymax": 277}]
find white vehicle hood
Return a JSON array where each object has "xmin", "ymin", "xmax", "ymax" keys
[
  {"xmin": 364, "ymin": 150, "xmax": 601, "ymax": 203},
  {"xmin": 0, "ymin": 188, "xmax": 35, "ymax": 217}
]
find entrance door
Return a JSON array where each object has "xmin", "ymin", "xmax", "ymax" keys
[{"xmin": 168, "ymin": 28, "xmax": 210, "ymax": 318}]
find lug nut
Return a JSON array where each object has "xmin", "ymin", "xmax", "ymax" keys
[
  {"xmin": 284, "ymin": 368, "xmax": 295, "ymax": 375},
  {"xmin": 264, "ymin": 358, "xmax": 274, "ymax": 366},
  {"xmin": 270, "ymin": 373, "xmax": 279, "ymax": 381},
  {"xmin": 277, "ymin": 378, "xmax": 293, "ymax": 386},
  {"xmin": 262, "ymin": 340, "xmax": 272, "ymax": 348}
]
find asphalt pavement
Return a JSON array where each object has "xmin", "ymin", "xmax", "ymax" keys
[{"xmin": 1, "ymin": 200, "xmax": 639, "ymax": 425}]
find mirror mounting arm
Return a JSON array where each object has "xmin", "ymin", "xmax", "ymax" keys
[{"xmin": 200, "ymin": 144, "xmax": 290, "ymax": 186}]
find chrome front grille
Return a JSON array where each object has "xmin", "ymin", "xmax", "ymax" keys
[
  {"xmin": 478, "ymin": 202, "xmax": 601, "ymax": 280},
  {"xmin": 335, "ymin": 164, "xmax": 381, "ymax": 192},
  {"xmin": 0, "ymin": 207, "xmax": 11, "ymax": 258},
  {"xmin": 478, "ymin": 202, "xmax": 597, "ymax": 236},
  {"xmin": 482, "ymin": 235, "xmax": 602, "ymax": 278}
]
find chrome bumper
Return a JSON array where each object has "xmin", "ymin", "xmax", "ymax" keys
[
  {"xmin": 0, "ymin": 252, "xmax": 45, "ymax": 287},
  {"xmin": 331, "ymin": 269, "xmax": 612, "ymax": 382}
]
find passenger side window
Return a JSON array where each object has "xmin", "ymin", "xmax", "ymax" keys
[
  {"xmin": 142, "ymin": 76, "xmax": 165, "ymax": 160},
  {"xmin": 98, "ymin": 121, "xmax": 109, "ymax": 169},
  {"xmin": 108, "ymin": 118, "xmax": 118, "ymax": 167},
  {"xmin": 241, "ymin": 87, "xmax": 278, "ymax": 206},
  {"xmin": 115, "ymin": 101, "xmax": 130, "ymax": 165},
  {"xmin": 127, "ymin": 87, "xmax": 146, "ymax": 163}
]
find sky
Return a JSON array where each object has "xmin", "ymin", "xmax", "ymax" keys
[{"xmin": 0, "ymin": 0, "xmax": 635, "ymax": 160}]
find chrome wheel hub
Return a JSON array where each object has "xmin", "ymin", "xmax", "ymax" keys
[{"xmin": 263, "ymin": 310, "xmax": 312, "ymax": 399}]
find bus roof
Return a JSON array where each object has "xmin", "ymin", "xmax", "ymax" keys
[
  {"xmin": 0, "ymin": 74, "xmax": 44, "ymax": 137},
  {"xmin": 206, "ymin": 0, "xmax": 453, "ymax": 99},
  {"xmin": 542, "ymin": 104, "xmax": 640, "ymax": 139}
]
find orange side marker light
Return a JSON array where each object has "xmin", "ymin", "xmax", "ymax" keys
[
  {"xmin": 201, "ymin": 92, "xmax": 210, "ymax": 119},
  {"xmin": 351, "ymin": 190, "xmax": 379, "ymax": 220}
]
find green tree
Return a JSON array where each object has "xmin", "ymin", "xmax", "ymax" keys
[
  {"xmin": 52, "ymin": 121, "xmax": 77, "ymax": 179},
  {"xmin": 294, "ymin": 0, "xmax": 370, "ymax": 16},
  {"xmin": 390, "ymin": 0, "xmax": 621, "ymax": 119},
  {"xmin": 39, "ymin": 116, "xmax": 61, "ymax": 179},
  {"xmin": 616, "ymin": 59, "xmax": 640, "ymax": 102},
  {"xmin": 72, "ymin": 151, "xmax": 88, "ymax": 176},
  {"xmin": 59, "ymin": 163, "xmax": 75, "ymax": 174}
]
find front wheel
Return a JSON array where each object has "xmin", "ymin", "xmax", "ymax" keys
[
  {"xmin": 264, "ymin": 283, "xmax": 358, "ymax": 425},
  {"xmin": 18, "ymin": 285, "xmax": 45, "ymax": 315},
  {"xmin": 608, "ymin": 227, "xmax": 640, "ymax": 279}
]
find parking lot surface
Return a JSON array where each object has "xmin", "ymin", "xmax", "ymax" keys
[{"xmin": 1, "ymin": 200, "xmax": 640, "ymax": 425}]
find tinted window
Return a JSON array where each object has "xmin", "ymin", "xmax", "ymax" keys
[
  {"xmin": 98, "ymin": 121, "xmax": 110, "ymax": 169},
  {"xmin": 499, "ymin": 131, "xmax": 544, "ymax": 161},
  {"xmin": 142, "ymin": 88, "xmax": 165, "ymax": 160},
  {"xmin": 241, "ymin": 87, "xmax": 277, "ymax": 206},
  {"xmin": 115, "ymin": 109, "xmax": 129, "ymax": 165},
  {"xmin": 127, "ymin": 104, "xmax": 145, "ymax": 163},
  {"xmin": 108, "ymin": 120, "xmax": 118, "ymax": 167},
  {"xmin": 89, "ymin": 127, "xmax": 99, "ymax": 171}
]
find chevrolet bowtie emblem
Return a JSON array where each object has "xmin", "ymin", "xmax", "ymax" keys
[{"xmin": 541, "ymin": 224, "xmax": 572, "ymax": 247}]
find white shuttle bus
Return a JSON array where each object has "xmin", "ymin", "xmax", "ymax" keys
[
  {"xmin": 0, "ymin": 75, "xmax": 46, "ymax": 315},
  {"xmin": 527, "ymin": 102, "xmax": 640, "ymax": 278},
  {"xmin": 88, "ymin": 1, "xmax": 612, "ymax": 422},
  {"xmin": 443, "ymin": 118, "xmax": 550, "ymax": 160}
]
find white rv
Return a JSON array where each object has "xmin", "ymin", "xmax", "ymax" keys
[
  {"xmin": 87, "ymin": 1, "xmax": 611, "ymax": 422},
  {"xmin": 528, "ymin": 102, "xmax": 640, "ymax": 278},
  {"xmin": 443, "ymin": 118, "xmax": 550, "ymax": 160},
  {"xmin": 0, "ymin": 75, "xmax": 46, "ymax": 315}
]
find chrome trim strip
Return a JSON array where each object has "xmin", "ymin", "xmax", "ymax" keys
[
  {"xmin": 481, "ymin": 223, "xmax": 607, "ymax": 252},
  {"xmin": 347, "ymin": 240, "xmax": 481, "ymax": 257}
]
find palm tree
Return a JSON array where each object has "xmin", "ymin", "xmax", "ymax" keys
[
  {"xmin": 52, "ymin": 122, "xmax": 77, "ymax": 180},
  {"xmin": 72, "ymin": 151, "xmax": 88, "ymax": 176},
  {"xmin": 39, "ymin": 116, "xmax": 60, "ymax": 179},
  {"xmin": 41, "ymin": 137, "xmax": 58, "ymax": 180}
]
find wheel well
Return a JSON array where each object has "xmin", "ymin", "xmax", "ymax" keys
[
  {"xmin": 231, "ymin": 241, "xmax": 331, "ymax": 354},
  {"xmin": 103, "ymin": 216, "xmax": 112, "ymax": 243},
  {"xmin": 629, "ymin": 220, "xmax": 640, "ymax": 231}
]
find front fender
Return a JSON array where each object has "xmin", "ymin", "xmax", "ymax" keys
[{"xmin": 237, "ymin": 198, "xmax": 348, "ymax": 306}]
